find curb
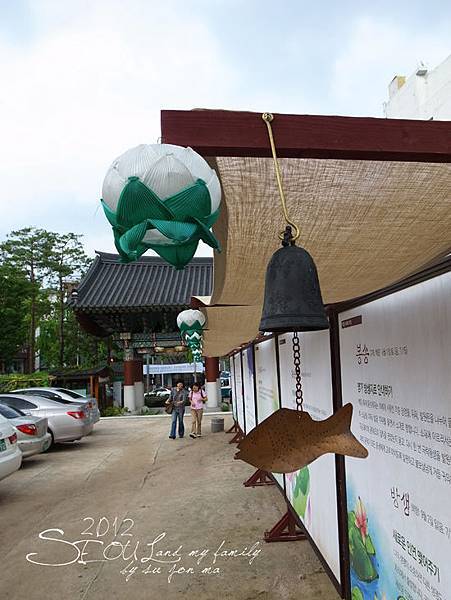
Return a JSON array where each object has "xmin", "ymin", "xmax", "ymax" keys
[{"xmin": 100, "ymin": 412, "xmax": 230, "ymax": 421}]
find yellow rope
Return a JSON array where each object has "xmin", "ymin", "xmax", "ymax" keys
[{"xmin": 262, "ymin": 112, "xmax": 300, "ymax": 242}]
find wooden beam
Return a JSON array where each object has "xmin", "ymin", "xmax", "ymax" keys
[{"xmin": 161, "ymin": 109, "xmax": 451, "ymax": 163}]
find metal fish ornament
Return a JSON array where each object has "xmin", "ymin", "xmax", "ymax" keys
[{"xmin": 234, "ymin": 403, "xmax": 368, "ymax": 473}]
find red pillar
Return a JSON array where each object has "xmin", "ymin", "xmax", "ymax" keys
[
  {"xmin": 123, "ymin": 349, "xmax": 136, "ymax": 411},
  {"xmin": 133, "ymin": 357, "xmax": 144, "ymax": 409}
]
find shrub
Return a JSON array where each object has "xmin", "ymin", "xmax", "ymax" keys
[
  {"xmin": 101, "ymin": 406, "xmax": 128, "ymax": 417},
  {"xmin": 221, "ymin": 402, "xmax": 230, "ymax": 412}
]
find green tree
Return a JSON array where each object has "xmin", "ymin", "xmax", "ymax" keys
[
  {"xmin": 0, "ymin": 228, "xmax": 55, "ymax": 372},
  {"xmin": 46, "ymin": 233, "xmax": 91, "ymax": 368},
  {"xmin": 0, "ymin": 263, "xmax": 32, "ymax": 370}
]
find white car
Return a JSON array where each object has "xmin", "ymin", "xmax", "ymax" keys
[
  {"xmin": 0, "ymin": 414, "xmax": 22, "ymax": 482},
  {"xmin": 13, "ymin": 387, "xmax": 100, "ymax": 425}
]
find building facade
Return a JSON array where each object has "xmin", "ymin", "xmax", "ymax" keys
[
  {"xmin": 384, "ymin": 54, "xmax": 451, "ymax": 120},
  {"xmin": 70, "ymin": 252, "xmax": 215, "ymax": 411}
]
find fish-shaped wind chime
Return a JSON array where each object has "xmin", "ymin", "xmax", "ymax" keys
[
  {"xmin": 235, "ymin": 404, "xmax": 368, "ymax": 473},
  {"xmin": 234, "ymin": 113, "xmax": 368, "ymax": 474}
]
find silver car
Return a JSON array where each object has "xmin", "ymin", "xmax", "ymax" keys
[
  {"xmin": 0, "ymin": 414, "xmax": 22, "ymax": 482},
  {"xmin": 13, "ymin": 387, "xmax": 100, "ymax": 425},
  {"xmin": 0, "ymin": 394, "xmax": 92, "ymax": 448},
  {"xmin": 0, "ymin": 404, "xmax": 51, "ymax": 457}
]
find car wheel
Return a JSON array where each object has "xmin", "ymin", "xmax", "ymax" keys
[{"xmin": 46, "ymin": 428, "xmax": 54, "ymax": 451}]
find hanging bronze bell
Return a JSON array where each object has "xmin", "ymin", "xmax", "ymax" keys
[{"xmin": 259, "ymin": 234, "xmax": 329, "ymax": 333}]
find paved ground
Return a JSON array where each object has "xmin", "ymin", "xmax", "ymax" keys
[{"xmin": 0, "ymin": 415, "xmax": 341, "ymax": 600}]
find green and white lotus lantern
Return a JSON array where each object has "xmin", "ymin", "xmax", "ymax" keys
[
  {"xmin": 192, "ymin": 349, "xmax": 202, "ymax": 363},
  {"xmin": 177, "ymin": 309, "xmax": 206, "ymax": 360},
  {"xmin": 177, "ymin": 309, "xmax": 206, "ymax": 336},
  {"xmin": 101, "ymin": 144, "xmax": 221, "ymax": 270}
]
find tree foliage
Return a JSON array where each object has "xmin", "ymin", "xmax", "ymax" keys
[
  {"xmin": 0, "ymin": 228, "xmax": 55, "ymax": 371},
  {"xmin": 0, "ymin": 263, "xmax": 32, "ymax": 368},
  {"xmin": 45, "ymin": 232, "xmax": 91, "ymax": 367},
  {"xmin": 0, "ymin": 227, "xmax": 109, "ymax": 373}
]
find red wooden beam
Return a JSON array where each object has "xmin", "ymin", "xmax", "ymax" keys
[{"xmin": 161, "ymin": 109, "xmax": 451, "ymax": 163}]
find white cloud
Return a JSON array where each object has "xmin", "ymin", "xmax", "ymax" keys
[
  {"xmin": 0, "ymin": 0, "xmax": 238, "ymax": 256},
  {"xmin": 1, "ymin": 3, "xmax": 450, "ymax": 259}
]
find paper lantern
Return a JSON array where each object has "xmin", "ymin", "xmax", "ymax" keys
[
  {"xmin": 177, "ymin": 309, "xmax": 205, "ymax": 360},
  {"xmin": 176, "ymin": 309, "xmax": 206, "ymax": 333},
  {"xmin": 101, "ymin": 144, "xmax": 221, "ymax": 269}
]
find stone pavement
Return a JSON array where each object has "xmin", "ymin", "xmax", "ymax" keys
[{"xmin": 0, "ymin": 414, "xmax": 341, "ymax": 600}]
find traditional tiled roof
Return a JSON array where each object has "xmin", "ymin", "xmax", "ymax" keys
[{"xmin": 72, "ymin": 252, "xmax": 213, "ymax": 311}]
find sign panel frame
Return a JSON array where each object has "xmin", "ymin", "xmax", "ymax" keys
[
  {"xmin": 339, "ymin": 271, "xmax": 451, "ymax": 600},
  {"xmin": 228, "ymin": 258, "xmax": 451, "ymax": 600}
]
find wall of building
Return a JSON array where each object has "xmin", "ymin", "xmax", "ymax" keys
[{"xmin": 384, "ymin": 54, "xmax": 451, "ymax": 120}]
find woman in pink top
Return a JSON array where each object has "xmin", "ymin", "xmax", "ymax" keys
[{"xmin": 189, "ymin": 382, "xmax": 207, "ymax": 438}]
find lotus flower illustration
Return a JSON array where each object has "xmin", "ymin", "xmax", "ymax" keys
[
  {"xmin": 348, "ymin": 496, "xmax": 377, "ymax": 583},
  {"xmin": 355, "ymin": 496, "xmax": 368, "ymax": 541}
]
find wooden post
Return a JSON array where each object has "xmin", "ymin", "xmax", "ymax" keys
[
  {"xmin": 123, "ymin": 348, "xmax": 136, "ymax": 412},
  {"xmin": 205, "ymin": 356, "xmax": 220, "ymax": 409}
]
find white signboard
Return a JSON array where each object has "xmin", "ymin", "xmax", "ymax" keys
[
  {"xmin": 242, "ymin": 347, "xmax": 256, "ymax": 434},
  {"xmin": 254, "ymin": 337, "xmax": 283, "ymax": 488},
  {"xmin": 234, "ymin": 352, "xmax": 245, "ymax": 432},
  {"xmin": 254, "ymin": 338, "xmax": 279, "ymax": 422},
  {"xmin": 230, "ymin": 354, "xmax": 238, "ymax": 422},
  {"xmin": 278, "ymin": 331, "xmax": 341, "ymax": 584},
  {"xmin": 143, "ymin": 362, "xmax": 204, "ymax": 374},
  {"xmin": 340, "ymin": 272, "xmax": 451, "ymax": 600}
]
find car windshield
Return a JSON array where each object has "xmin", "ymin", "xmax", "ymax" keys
[
  {"xmin": 56, "ymin": 388, "xmax": 85, "ymax": 399},
  {"xmin": 0, "ymin": 404, "xmax": 24, "ymax": 418}
]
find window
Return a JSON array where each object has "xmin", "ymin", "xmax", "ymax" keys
[
  {"xmin": 25, "ymin": 390, "xmax": 61, "ymax": 402},
  {"xmin": 33, "ymin": 392, "xmax": 73, "ymax": 405},
  {"xmin": 56, "ymin": 388, "xmax": 84, "ymax": 399},
  {"xmin": 0, "ymin": 396, "xmax": 37, "ymax": 410},
  {"xmin": 0, "ymin": 404, "xmax": 24, "ymax": 418}
]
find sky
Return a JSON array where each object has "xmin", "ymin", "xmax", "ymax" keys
[{"xmin": 0, "ymin": 0, "xmax": 450, "ymax": 258}]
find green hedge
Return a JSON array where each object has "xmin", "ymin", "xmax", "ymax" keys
[
  {"xmin": 0, "ymin": 372, "xmax": 55, "ymax": 393},
  {"xmin": 100, "ymin": 406, "xmax": 129, "ymax": 417}
]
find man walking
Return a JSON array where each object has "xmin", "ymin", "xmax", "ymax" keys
[{"xmin": 166, "ymin": 380, "xmax": 189, "ymax": 439}]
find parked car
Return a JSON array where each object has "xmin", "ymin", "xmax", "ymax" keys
[
  {"xmin": 144, "ymin": 387, "xmax": 171, "ymax": 407},
  {"xmin": 0, "ymin": 414, "xmax": 22, "ymax": 482},
  {"xmin": 0, "ymin": 404, "xmax": 51, "ymax": 457},
  {"xmin": 220, "ymin": 373, "xmax": 232, "ymax": 399},
  {"xmin": 0, "ymin": 394, "xmax": 92, "ymax": 449},
  {"xmin": 13, "ymin": 387, "xmax": 100, "ymax": 425},
  {"xmin": 221, "ymin": 385, "xmax": 232, "ymax": 399}
]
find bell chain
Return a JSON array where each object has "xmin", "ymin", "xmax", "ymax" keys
[{"xmin": 292, "ymin": 332, "xmax": 304, "ymax": 411}]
